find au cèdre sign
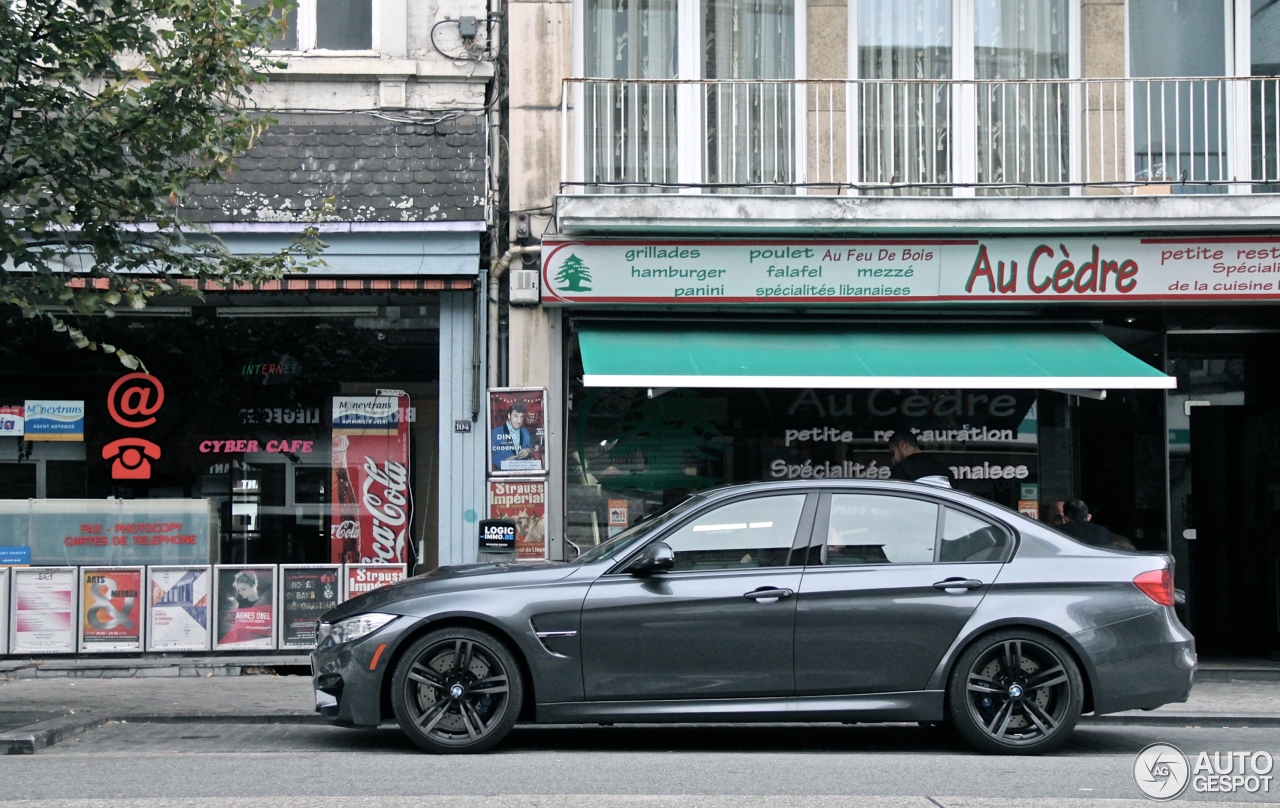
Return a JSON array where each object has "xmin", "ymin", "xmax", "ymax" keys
[{"xmin": 541, "ymin": 237, "xmax": 1280, "ymax": 305}]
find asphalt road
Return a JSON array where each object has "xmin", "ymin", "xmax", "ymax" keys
[{"xmin": 1, "ymin": 721, "xmax": 1279, "ymax": 806}]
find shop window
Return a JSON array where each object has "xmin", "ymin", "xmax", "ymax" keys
[
  {"xmin": 0, "ymin": 463, "xmax": 37, "ymax": 499},
  {"xmin": 242, "ymin": 0, "xmax": 374, "ymax": 52},
  {"xmin": 659, "ymin": 494, "xmax": 805, "ymax": 571},
  {"xmin": 939, "ymin": 507, "xmax": 1009, "ymax": 562},
  {"xmin": 45, "ymin": 460, "xmax": 87, "ymax": 499},
  {"xmin": 824, "ymin": 494, "xmax": 939, "ymax": 565}
]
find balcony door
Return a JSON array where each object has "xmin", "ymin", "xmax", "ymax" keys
[
  {"xmin": 1127, "ymin": 0, "xmax": 1232, "ymax": 191},
  {"xmin": 850, "ymin": 0, "xmax": 1077, "ymax": 195},
  {"xmin": 576, "ymin": 0, "xmax": 804, "ymax": 192}
]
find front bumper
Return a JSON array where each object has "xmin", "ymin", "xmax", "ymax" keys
[
  {"xmin": 1074, "ymin": 606, "xmax": 1197, "ymax": 715},
  {"xmin": 310, "ymin": 616, "xmax": 419, "ymax": 726}
]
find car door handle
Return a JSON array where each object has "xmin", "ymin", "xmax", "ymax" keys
[
  {"xmin": 744, "ymin": 587, "xmax": 795, "ymax": 601},
  {"xmin": 933, "ymin": 578, "xmax": 984, "ymax": 591}
]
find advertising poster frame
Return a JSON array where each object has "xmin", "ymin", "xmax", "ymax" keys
[
  {"xmin": 278, "ymin": 564, "xmax": 342, "ymax": 650},
  {"xmin": 0, "ymin": 567, "xmax": 9, "ymax": 655},
  {"xmin": 488, "ymin": 478, "xmax": 548, "ymax": 560},
  {"xmin": 213, "ymin": 564, "xmax": 277, "ymax": 651},
  {"xmin": 78, "ymin": 566, "xmax": 145, "ymax": 653},
  {"xmin": 342, "ymin": 563, "xmax": 408, "ymax": 601},
  {"xmin": 10, "ymin": 566, "xmax": 76, "ymax": 654},
  {"xmin": 487, "ymin": 387, "xmax": 548, "ymax": 476},
  {"xmin": 146, "ymin": 565, "xmax": 212, "ymax": 652},
  {"xmin": 328, "ymin": 393, "xmax": 413, "ymax": 565}
]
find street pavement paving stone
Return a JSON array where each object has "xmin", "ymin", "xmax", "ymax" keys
[{"xmin": 4, "ymin": 674, "xmax": 1279, "ymax": 720}]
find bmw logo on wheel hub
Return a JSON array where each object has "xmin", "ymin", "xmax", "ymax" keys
[{"xmin": 1008, "ymin": 684, "xmax": 1024, "ymax": 700}]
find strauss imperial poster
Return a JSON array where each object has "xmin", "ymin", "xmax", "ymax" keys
[{"xmin": 329, "ymin": 394, "xmax": 412, "ymax": 565}]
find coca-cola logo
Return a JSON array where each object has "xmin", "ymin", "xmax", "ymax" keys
[
  {"xmin": 331, "ymin": 520, "xmax": 359, "ymax": 539},
  {"xmin": 361, "ymin": 458, "xmax": 408, "ymax": 562}
]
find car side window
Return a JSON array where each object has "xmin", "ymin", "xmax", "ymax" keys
[
  {"xmin": 659, "ymin": 495, "xmax": 806, "ymax": 572},
  {"xmin": 939, "ymin": 507, "xmax": 1010, "ymax": 562},
  {"xmin": 824, "ymin": 494, "xmax": 939, "ymax": 565}
]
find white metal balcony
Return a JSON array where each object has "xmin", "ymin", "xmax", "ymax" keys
[{"xmin": 561, "ymin": 77, "xmax": 1280, "ymax": 196}]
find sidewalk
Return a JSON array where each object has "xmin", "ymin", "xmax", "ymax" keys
[{"xmin": 2, "ymin": 667, "xmax": 1279, "ymax": 740}]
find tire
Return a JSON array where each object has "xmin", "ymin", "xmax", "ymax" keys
[
  {"xmin": 391, "ymin": 626, "xmax": 524, "ymax": 754},
  {"xmin": 947, "ymin": 628, "xmax": 1083, "ymax": 755}
]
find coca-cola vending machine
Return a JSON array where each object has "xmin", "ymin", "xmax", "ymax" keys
[{"xmin": 329, "ymin": 394, "xmax": 412, "ymax": 565}]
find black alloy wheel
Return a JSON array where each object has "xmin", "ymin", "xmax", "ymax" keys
[
  {"xmin": 947, "ymin": 629, "xmax": 1083, "ymax": 755},
  {"xmin": 391, "ymin": 627, "xmax": 523, "ymax": 753}
]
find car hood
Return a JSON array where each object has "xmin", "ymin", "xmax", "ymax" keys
[{"xmin": 323, "ymin": 560, "xmax": 576, "ymax": 621}]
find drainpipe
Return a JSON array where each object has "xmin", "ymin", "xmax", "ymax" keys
[{"xmin": 488, "ymin": 244, "xmax": 542, "ymax": 387}]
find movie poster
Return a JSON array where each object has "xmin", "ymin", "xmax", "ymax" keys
[
  {"xmin": 79, "ymin": 567, "xmax": 144, "ymax": 652},
  {"xmin": 343, "ymin": 564, "xmax": 407, "ymax": 601},
  {"xmin": 280, "ymin": 565, "xmax": 341, "ymax": 649},
  {"xmin": 489, "ymin": 479, "xmax": 547, "ymax": 560},
  {"xmin": 329, "ymin": 394, "xmax": 412, "ymax": 565},
  {"xmin": 147, "ymin": 566, "xmax": 211, "ymax": 652},
  {"xmin": 11, "ymin": 567, "xmax": 76, "ymax": 654},
  {"xmin": 0, "ymin": 568, "xmax": 9, "ymax": 655},
  {"xmin": 214, "ymin": 565, "xmax": 276, "ymax": 650},
  {"xmin": 488, "ymin": 388, "xmax": 547, "ymax": 475}
]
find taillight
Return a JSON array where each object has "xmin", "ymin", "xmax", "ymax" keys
[{"xmin": 1134, "ymin": 568, "xmax": 1175, "ymax": 606}]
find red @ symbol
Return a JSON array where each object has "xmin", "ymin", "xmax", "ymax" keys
[{"xmin": 107, "ymin": 372, "xmax": 165, "ymax": 428}]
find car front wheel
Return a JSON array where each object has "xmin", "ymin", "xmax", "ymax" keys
[
  {"xmin": 948, "ymin": 629, "xmax": 1083, "ymax": 755},
  {"xmin": 391, "ymin": 627, "xmax": 523, "ymax": 754}
]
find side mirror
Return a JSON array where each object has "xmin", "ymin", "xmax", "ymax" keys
[{"xmin": 628, "ymin": 541, "xmax": 675, "ymax": 576}]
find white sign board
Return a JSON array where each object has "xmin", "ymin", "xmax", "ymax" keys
[
  {"xmin": 146, "ymin": 566, "xmax": 212, "ymax": 652},
  {"xmin": 542, "ymin": 236, "xmax": 1280, "ymax": 305},
  {"xmin": 10, "ymin": 567, "xmax": 76, "ymax": 654}
]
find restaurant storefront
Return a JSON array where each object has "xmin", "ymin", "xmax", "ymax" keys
[{"xmin": 541, "ymin": 233, "xmax": 1280, "ymax": 659}]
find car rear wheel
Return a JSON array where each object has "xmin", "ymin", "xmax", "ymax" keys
[
  {"xmin": 391, "ymin": 627, "xmax": 523, "ymax": 754},
  {"xmin": 948, "ymin": 629, "xmax": 1083, "ymax": 755}
]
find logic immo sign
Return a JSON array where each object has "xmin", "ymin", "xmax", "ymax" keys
[{"xmin": 541, "ymin": 237, "xmax": 1280, "ymax": 304}]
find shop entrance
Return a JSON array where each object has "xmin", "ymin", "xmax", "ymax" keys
[{"xmin": 1186, "ymin": 406, "xmax": 1280, "ymax": 658}]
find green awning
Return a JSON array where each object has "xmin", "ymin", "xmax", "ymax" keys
[{"xmin": 577, "ymin": 325, "xmax": 1175, "ymax": 390}]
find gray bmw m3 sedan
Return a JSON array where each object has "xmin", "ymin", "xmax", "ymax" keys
[{"xmin": 311, "ymin": 480, "xmax": 1196, "ymax": 755}]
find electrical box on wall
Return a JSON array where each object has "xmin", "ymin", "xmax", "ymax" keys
[{"xmin": 509, "ymin": 268, "xmax": 540, "ymax": 306}]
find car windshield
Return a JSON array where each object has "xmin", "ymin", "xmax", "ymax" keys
[{"xmin": 570, "ymin": 494, "xmax": 704, "ymax": 564}]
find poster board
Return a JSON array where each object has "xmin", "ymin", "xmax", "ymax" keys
[
  {"xmin": 278, "ymin": 565, "xmax": 341, "ymax": 650},
  {"xmin": 146, "ymin": 566, "xmax": 212, "ymax": 652},
  {"xmin": 489, "ymin": 478, "xmax": 548, "ymax": 560},
  {"xmin": 343, "ymin": 564, "xmax": 407, "ymax": 601},
  {"xmin": 329, "ymin": 393, "xmax": 413, "ymax": 565},
  {"xmin": 0, "ymin": 568, "xmax": 8, "ymax": 655},
  {"xmin": 10, "ymin": 567, "xmax": 76, "ymax": 654},
  {"xmin": 213, "ymin": 565, "xmax": 277, "ymax": 650},
  {"xmin": 78, "ymin": 566, "xmax": 144, "ymax": 652},
  {"xmin": 487, "ymin": 388, "xmax": 548, "ymax": 475}
]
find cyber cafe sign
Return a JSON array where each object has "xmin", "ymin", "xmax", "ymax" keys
[{"xmin": 541, "ymin": 237, "xmax": 1280, "ymax": 304}]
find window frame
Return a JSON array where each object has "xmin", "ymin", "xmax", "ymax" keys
[
  {"xmin": 252, "ymin": 0, "xmax": 380, "ymax": 56},
  {"xmin": 809, "ymin": 490, "xmax": 1016, "ymax": 566},
  {"xmin": 571, "ymin": 0, "xmax": 809, "ymax": 190},
  {"xmin": 848, "ymin": 0, "xmax": 1083, "ymax": 195},
  {"xmin": 605, "ymin": 491, "xmax": 818, "ymax": 575}
]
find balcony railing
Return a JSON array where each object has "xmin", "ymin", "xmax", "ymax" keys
[{"xmin": 561, "ymin": 77, "xmax": 1280, "ymax": 195}]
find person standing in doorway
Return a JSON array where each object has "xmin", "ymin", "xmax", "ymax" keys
[
  {"xmin": 887, "ymin": 431, "xmax": 955, "ymax": 488},
  {"xmin": 1058, "ymin": 499, "xmax": 1114, "ymax": 547}
]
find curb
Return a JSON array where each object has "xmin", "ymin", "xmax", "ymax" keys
[
  {"xmin": 115, "ymin": 713, "xmax": 324, "ymax": 725},
  {"xmin": 0, "ymin": 714, "xmax": 106, "ymax": 755},
  {"xmin": 1082, "ymin": 714, "xmax": 1280, "ymax": 728}
]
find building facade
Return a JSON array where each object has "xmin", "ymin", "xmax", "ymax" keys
[
  {"xmin": 505, "ymin": 0, "xmax": 1280, "ymax": 659},
  {"xmin": 1, "ymin": 2, "xmax": 499, "ymax": 656}
]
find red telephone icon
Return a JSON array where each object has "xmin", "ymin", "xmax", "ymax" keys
[{"xmin": 102, "ymin": 438, "xmax": 161, "ymax": 480}]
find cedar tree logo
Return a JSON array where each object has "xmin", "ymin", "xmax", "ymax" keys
[{"xmin": 555, "ymin": 253, "xmax": 592, "ymax": 292}]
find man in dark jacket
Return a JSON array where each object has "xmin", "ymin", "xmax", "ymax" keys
[
  {"xmin": 887, "ymin": 431, "xmax": 955, "ymax": 488},
  {"xmin": 1058, "ymin": 499, "xmax": 1114, "ymax": 547}
]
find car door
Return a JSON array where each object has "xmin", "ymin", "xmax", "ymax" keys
[
  {"xmin": 580, "ymin": 492, "xmax": 815, "ymax": 701},
  {"xmin": 794, "ymin": 492, "xmax": 1010, "ymax": 695}
]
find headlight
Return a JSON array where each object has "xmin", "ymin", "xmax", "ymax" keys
[{"xmin": 320, "ymin": 613, "xmax": 397, "ymax": 646}]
